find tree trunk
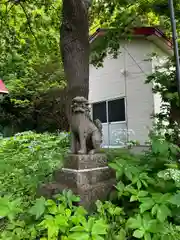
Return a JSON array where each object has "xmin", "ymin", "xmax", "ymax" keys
[
  {"xmin": 60, "ymin": 0, "xmax": 90, "ymax": 117},
  {"xmin": 170, "ymin": 103, "xmax": 180, "ymax": 125}
]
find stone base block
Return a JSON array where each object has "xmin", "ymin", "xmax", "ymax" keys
[
  {"xmin": 53, "ymin": 166, "xmax": 114, "ymax": 188},
  {"xmin": 39, "ymin": 179, "xmax": 115, "ymax": 210},
  {"xmin": 38, "ymin": 154, "xmax": 116, "ymax": 210},
  {"xmin": 63, "ymin": 153, "xmax": 108, "ymax": 169}
]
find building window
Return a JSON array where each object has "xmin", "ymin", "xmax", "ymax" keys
[
  {"xmin": 92, "ymin": 98, "xmax": 126, "ymax": 123},
  {"xmin": 92, "ymin": 101, "xmax": 107, "ymax": 123},
  {"xmin": 108, "ymin": 98, "xmax": 125, "ymax": 122}
]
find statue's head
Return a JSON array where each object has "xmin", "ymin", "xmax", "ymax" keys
[{"xmin": 71, "ymin": 96, "xmax": 88, "ymax": 114}]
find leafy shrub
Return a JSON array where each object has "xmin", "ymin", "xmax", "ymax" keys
[
  {"xmin": 105, "ymin": 148, "xmax": 137, "ymax": 162},
  {"xmin": 109, "ymin": 136, "xmax": 180, "ymax": 239},
  {"xmin": 1, "ymin": 132, "xmax": 180, "ymax": 239},
  {"xmin": 0, "ymin": 191, "xmax": 109, "ymax": 240},
  {"xmin": 0, "ymin": 131, "xmax": 69, "ymax": 201}
]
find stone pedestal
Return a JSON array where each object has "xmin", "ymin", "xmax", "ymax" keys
[{"xmin": 39, "ymin": 154, "xmax": 115, "ymax": 210}]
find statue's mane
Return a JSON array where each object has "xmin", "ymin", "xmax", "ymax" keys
[
  {"xmin": 71, "ymin": 96, "xmax": 88, "ymax": 114},
  {"xmin": 71, "ymin": 96, "xmax": 102, "ymax": 137}
]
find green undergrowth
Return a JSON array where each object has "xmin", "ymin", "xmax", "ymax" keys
[
  {"xmin": 0, "ymin": 131, "xmax": 69, "ymax": 202},
  {"xmin": 1, "ymin": 132, "xmax": 180, "ymax": 239}
]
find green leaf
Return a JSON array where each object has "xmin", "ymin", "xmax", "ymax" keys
[
  {"xmin": 157, "ymin": 205, "xmax": 171, "ymax": 222},
  {"xmin": 76, "ymin": 206, "xmax": 87, "ymax": 216},
  {"xmin": 116, "ymin": 169, "xmax": 124, "ymax": 179},
  {"xmin": 68, "ymin": 232, "xmax": 89, "ymax": 240},
  {"xmin": 118, "ymin": 228, "xmax": 126, "ymax": 240},
  {"xmin": 141, "ymin": 179, "xmax": 148, "ymax": 188},
  {"xmin": 137, "ymin": 180, "xmax": 142, "ymax": 190},
  {"xmin": 91, "ymin": 219, "xmax": 108, "ymax": 235},
  {"xmin": 142, "ymin": 213, "xmax": 154, "ymax": 231},
  {"xmin": 147, "ymin": 220, "xmax": 158, "ymax": 233},
  {"xmin": 151, "ymin": 204, "xmax": 158, "ymax": 216},
  {"xmin": 144, "ymin": 233, "xmax": 151, "ymax": 240},
  {"xmin": 169, "ymin": 192, "xmax": 180, "ymax": 207},
  {"xmin": 29, "ymin": 197, "xmax": 46, "ymax": 219},
  {"xmin": 151, "ymin": 193, "xmax": 163, "ymax": 203},
  {"xmin": 130, "ymin": 195, "xmax": 138, "ymax": 202},
  {"xmin": 47, "ymin": 200, "xmax": 58, "ymax": 215},
  {"xmin": 92, "ymin": 236, "xmax": 104, "ymax": 240},
  {"xmin": 71, "ymin": 195, "xmax": 81, "ymax": 203},
  {"xmin": 41, "ymin": 216, "xmax": 59, "ymax": 239},
  {"xmin": 138, "ymin": 191, "xmax": 149, "ymax": 197},
  {"xmin": 87, "ymin": 217, "xmax": 95, "ymax": 232},
  {"xmin": 127, "ymin": 215, "xmax": 142, "ymax": 229},
  {"xmin": 115, "ymin": 181, "xmax": 125, "ymax": 197},
  {"xmin": 114, "ymin": 206, "xmax": 123, "ymax": 215},
  {"xmin": 109, "ymin": 162, "xmax": 122, "ymax": 173},
  {"xmin": 0, "ymin": 196, "xmax": 22, "ymax": 220},
  {"xmin": 70, "ymin": 226, "xmax": 86, "ymax": 232},
  {"xmin": 124, "ymin": 168, "xmax": 133, "ymax": 181},
  {"xmin": 55, "ymin": 214, "xmax": 68, "ymax": 227},
  {"xmin": 160, "ymin": 193, "xmax": 172, "ymax": 203},
  {"xmin": 140, "ymin": 199, "xmax": 154, "ymax": 213},
  {"xmin": 125, "ymin": 185, "xmax": 137, "ymax": 195},
  {"xmin": 71, "ymin": 215, "xmax": 86, "ymax": 226},
  {"xmin": 65, "ymin": 209, "xmax": 72, "ymax": 218},
  {"xmin": 133, "ymin": 229, "xmax": 144, "ymax": 238}
]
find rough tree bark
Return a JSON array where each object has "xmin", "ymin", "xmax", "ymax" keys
[{"xmin": 60, "ymin": 0, "xmax": 91, "ymax": 116}]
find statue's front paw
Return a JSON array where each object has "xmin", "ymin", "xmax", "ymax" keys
[
  {"xmin": 88, "ymin": 150, "xmax": 95, "ymax": 155},
  {"xmin": 71, "ymin": 151, "xmax": 76, "ymax": 154},
  {"xmin": 70, "ymin": 148, "xmax": 76, "ymax": 154},
  {"xmin": 78, "ymin": 149, "xmax": 86, "ymax": 155}
]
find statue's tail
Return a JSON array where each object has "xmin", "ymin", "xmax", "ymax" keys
[{"xmin": 94, "ymin": 119, "xmax": 102, "ymax": 134}]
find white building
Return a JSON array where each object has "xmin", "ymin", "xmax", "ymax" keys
[{"xmin": 89, "ymin": 27, "xmax": 173, "ymax": 147}]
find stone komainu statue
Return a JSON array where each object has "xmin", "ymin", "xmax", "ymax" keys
[{"xmin": 70, "ymin": 96, "xmax": 102, "ymax": 154}]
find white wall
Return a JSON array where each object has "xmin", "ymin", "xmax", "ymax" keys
[
  {"xmin": 89, "ymin": 42, "xmax": 126, "ymax": 102},
  {"xmin": 124, "ymin": 40, "xmax": 154, "ymax": 144},
  {"xmin": 89, "ymin": 42, "xmax": 127, "ymax": 147},
  {"xmin": 151, "ymin": 45, "xmax": 170, "ymax": 115},
  {"xmin": 89, "ymin": 38, "xmax": 168, "ymax": 145},
  {"xmin": 151, "ymin": 45, "xmax": 171, "ymax": 130}
]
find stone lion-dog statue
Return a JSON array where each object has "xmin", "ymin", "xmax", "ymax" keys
[{"xmin": 70, "ymin": 96, "xmax": 102, "ymax": 154}]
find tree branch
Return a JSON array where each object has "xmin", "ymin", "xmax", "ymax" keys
[{"xmin": 19, "ymin": 2, "xmax": 39, "ymax": 44}]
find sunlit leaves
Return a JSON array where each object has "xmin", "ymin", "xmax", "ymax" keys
[
  {"xmin": 0, "ymin": 131, "xmax": 68, "ymax": 201},
  {"xmin": 0, "ymin": 0, "xmax": 64, "ymax": 96},
  {"xmin": 29, "ymin": 197, "xmax": 46, "ymax": 219},
  {"xmin": 0, "ymin": 1, "xmax": 66, "ymax": 132},
  {"xmin": 0, "ymin": 196, "xmax": 22, "ymax": 221},
  {"xmin": 90, "ymin": 0, "xmax": 180, "ymax": 65}
]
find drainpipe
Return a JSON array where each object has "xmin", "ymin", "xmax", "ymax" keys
[{"xmin": 168, "ymin": 0, "xmax": 180, "ymax": 102}]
